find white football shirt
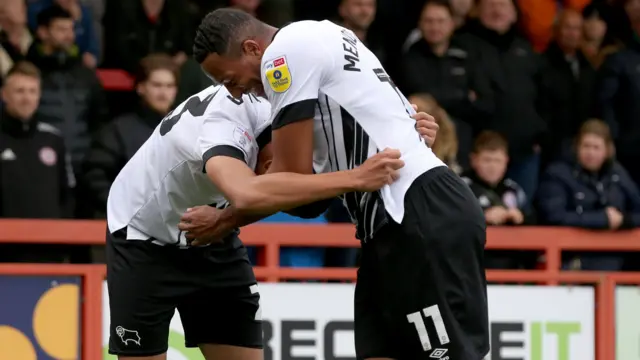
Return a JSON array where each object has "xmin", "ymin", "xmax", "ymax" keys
[
  {"xmin": 261, "ymin": 20, "xmax": 445, "ymax": 240},
  {"xmin": 106, "ymin": 85, "xmax": 271, "ymax": 246}
]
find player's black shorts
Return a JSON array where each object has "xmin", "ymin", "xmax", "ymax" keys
[
  {"xmin": 355, "ymin": 166, "xmax": 489, "ymax": 360},
  {"xmin": 106, "ymin": 228, "xmax": 262, "ymax": 357}
]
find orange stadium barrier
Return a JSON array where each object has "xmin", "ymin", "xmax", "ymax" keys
[{"xmin": 1, "ymin": 219, "xmax": 640, "ymax": 359}]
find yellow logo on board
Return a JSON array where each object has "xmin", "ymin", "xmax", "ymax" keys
[{"xmin": 265, "ymin": 56, "xmax": 291, "ymax": 93}]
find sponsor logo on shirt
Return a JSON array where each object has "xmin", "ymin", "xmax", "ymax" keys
[{"xmin": 265, "ymin": 56, "xmax": 291, "ymax": 93}]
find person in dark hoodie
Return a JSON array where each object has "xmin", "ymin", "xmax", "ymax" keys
[
  {"xmin": 458, "ymin": 0, "xmax": 546, "ymax": 204},
  {"xmin": 26, "ymin": 5, "xmax": 108, "ymax": 173},
  {"xmin": 537, "ymin": 119, "xmax": 640, "ymax": 271},
  {"xmin": 79, "ymin": 54, "xmax": 179, "ymax": 218}
]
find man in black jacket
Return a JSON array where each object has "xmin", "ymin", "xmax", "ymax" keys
[
  {"xmin": 459, "ymin": 0, "xmax": 546, "ymax": 203},
  {"xmin": 0, "ymin": 62, "xmax": 76, "ymax": 262},
  {"xmin": 400, "ymin": 0, "xmax": 494, "ymax": 167},
  {"xmin": 26, "ymin": 5, "xmax": 108, "ymax": 172},
  {"xmin": 538, "ymin": 10, "xmax": 596, "ymax": 168}
]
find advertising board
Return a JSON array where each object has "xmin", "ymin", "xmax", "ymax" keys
[
  {"xmin": 102, "ymin": 283, "xmax": 594, "ymax": 360},
  {"xmin": 616, "ymin": 286, "xmax": 640, "ymax": 360},
  {"xmin": 0, "ymin": 276, "xmax": 80, "ymax": 360}
]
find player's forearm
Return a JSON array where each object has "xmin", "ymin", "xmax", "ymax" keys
[
  {"xmin": 231, "ymin": 171, "xmax": 357, "ymax": 215},
  {"xmin": 217, "ymin": 207, "xmax": 269, "ymax": 231}
]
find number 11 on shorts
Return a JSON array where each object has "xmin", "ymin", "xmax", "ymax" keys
[{"xmin": 406, "ymin": 305, "xmax": 450, "ymax": 351}]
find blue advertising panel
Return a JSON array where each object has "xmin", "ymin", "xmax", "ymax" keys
[{"xmin": 0, "ymin": 276, "xmax": 81, "ymax": 360}]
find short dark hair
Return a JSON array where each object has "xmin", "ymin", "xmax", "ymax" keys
[
  {"xmin": 193, "ymin": 8, "xmax": 261, "ymax": 63},
  {"xmin": 135, "ymin": 54, "xmax": 180, "ymax": 86},
  {"xmin": 6, "ymin": 61, "xmax": 41, "ymax": 81},
  {"xmin": 422, "ymin": 0, "xmax": 454, "ymax": 16},
  {"xmin": 36, "ymin": 5, "xmax": 72, "ymax": 28},
  {"xmin": 473, "ymin": 131, "xmax": 509, "ymax": 154}
]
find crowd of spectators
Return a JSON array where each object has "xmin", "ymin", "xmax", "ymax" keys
[{"xmin": 1, "ymin": 0, "xmax": 640, "ymax": 271}]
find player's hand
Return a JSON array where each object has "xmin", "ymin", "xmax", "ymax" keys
[
  {"xmin": 351, "ymin": 148, "xmax": 404, "ymax": 192},
  {"xmin": 507, "ymin": 208, "xmax": 524, "ymax": 225},
  {"xmin": 606, "ymin": 207, "xmax": 623, "ymax": 230},
  {"xmin": 178, "ymin": 206, "xmax": 229, "ymax": 246},
  {"xmin": 485, "ymin": 206, "xmax": 509, "ymax": 225},
  {"xmin": 412, "ymin": 111, "xmax": 438, "ymax": 147}
]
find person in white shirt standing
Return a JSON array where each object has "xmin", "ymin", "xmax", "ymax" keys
[{"xmin": 190, "ymin": 9, "xmax": 489, "ymax": 360}]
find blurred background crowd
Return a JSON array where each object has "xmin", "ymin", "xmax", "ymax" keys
[{"xmin": 1, "ymin": 0, "xmax": 640, "ymax": 273}]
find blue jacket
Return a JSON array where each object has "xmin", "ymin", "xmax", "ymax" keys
[
  {"xmin": 28, "ymin": 1, "xmax": 100, "ymax": 59},
  {"xmin": 537, "ymin": 159, "xmax": 640, "ymax": 229}
]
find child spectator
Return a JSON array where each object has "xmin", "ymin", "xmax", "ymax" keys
[
  {"xmin": 409, "ymin": 94, "xmax": 464, "ymax": 173},
  {"xmin": 537, "ymin": 119, "xmax": 640, "ymax": 270},
  {"xmin": 462, "ymin": 131, "xmax": 531, "ymax": 226},
  {"xmin": 462, "ymin": 131, "xmax": 534, "ymax": 269}
]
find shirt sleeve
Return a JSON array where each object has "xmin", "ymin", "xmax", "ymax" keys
[
  {"xmin": 261, "ymin": 30, "xmax": 334, "ymax": 130},
  {"xmin": 197, "ymin": 110, "xmax": 257, "ymax": 170}
]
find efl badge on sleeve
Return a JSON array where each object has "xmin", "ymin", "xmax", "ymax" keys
[
  {"xmin": 265, "ymin": 56, "xmax": 291, "ymax": 93},
  {"xmin": 233, "ymin": 125, "xmax": 255, "ymax": 154}
]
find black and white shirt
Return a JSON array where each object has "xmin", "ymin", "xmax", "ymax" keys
[
  {"xmin": 261, "ymin": 20, "xmax": 445, "ymax": 240},
  {"xmin": 107, "ymin": 85, "xmax": 271, "ymax": 246}
]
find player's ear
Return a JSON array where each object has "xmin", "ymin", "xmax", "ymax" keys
[{"xmin": 241, "ymin": 39, "xmax": 262, "ymax": 57}]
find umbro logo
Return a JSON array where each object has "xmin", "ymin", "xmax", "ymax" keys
[{"xmin": 429, "ymin": 348, "xmax": 449, "ymax": 359}]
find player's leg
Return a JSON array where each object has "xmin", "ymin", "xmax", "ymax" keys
[
  {"xmin": 354, "ymin": 240, "xmax": 397, "ymax": 360},
  {"xmin": 392, "ymin": 167, "xmax": 490, "ymax": 359},
  {"xmin": 177, "ymin": 239, "xmax": 263, "ymax": 360},
  {"xmin": 117, "ymin": 355, "xmax": 166, "ymax": 360},
  {"xmin": 106, "ymin": 230, "xmax": 179, "ymax": 358},
  {"xmin": 199, "ymin": 344, "xmax": 262, "ymax": 360}
]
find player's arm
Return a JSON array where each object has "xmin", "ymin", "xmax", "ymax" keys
[
  {"xmin": 204, "ymin": 149, "xmax": 401, "ymax": 215},
  {"xmin": 261, "ymin": 32, "xmax": 334, "ymax": 175},
  {"xmin": 198, "ymin": 108, "xmax": 401, "ymax": 215}
]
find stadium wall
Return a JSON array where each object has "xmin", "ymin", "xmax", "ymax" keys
[{"xmin": 1, "ymin": 220, "xmax": 640, "ymax": 359}]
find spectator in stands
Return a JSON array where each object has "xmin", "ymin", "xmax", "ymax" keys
[
  {"xmin": 102, "ymin": 0, "xmax": 193, "ymax": 74},
  {"xmin": 26, "ymin": 5, "xmax": 108, "ymax": 174},
  {"xmin": 451, "ymin": 0, "xmax": 475, "ymax": 28},
  {"xmin": 403, "ymin": 0, "xmax": 474, "ymax": 51},
  {"xmin": 462, "ymin": 131, "xmax": 531, "ymax": 226},
  {"xmin": 0, "ymin": 0, "xmax": 32, "ymax": 81},
  {"xmin": 461, "ymin": 0, "xmax": 546, "ymax": 204},
  {"xmin": 537, "ymin": 119, "xmax": 640, "ymax": 270},
  {"xmin": 582, "ymin": 1, "xmax": 618, "ymax": 68},
  {"xmin": 0, "ymin": 62, "xmax": 74, "ymax": 219},
  {"xmin": 400, "ymin": 0, "xmax": 493, "ymax": 168},
  {"xmin": 228, "ymin": 0, "xmax": 261, "ymax": 16},
  {"xmin": 409, "ymin": 94, "xmax": 463, "ymax": 172},
  {"xmin": 596, "ymin": 0, "xmax": 640, "ymax": 186},
  {"xmin": 337, "ymin": 0, "xmax": 385, "ymax": 65},
  {"xmin": 516, "ymin": 0, "xmax": 590, "ymax": 52},
  {"xmin": 27, "ymin": 0, "xmax": 100, "ymax": 68},
  {"xmin": 80, "ymin": 54, "xmax": 178, "ymax": 218},
  {"xmin": 538, "ymin": 10, "xmax": 596, "ymax": 167},
  {"xmin": 461, "ymin": 131, "xmax": 534, "ymax": 269}
]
